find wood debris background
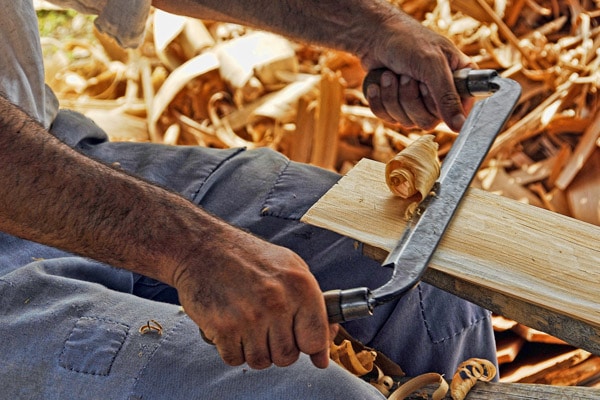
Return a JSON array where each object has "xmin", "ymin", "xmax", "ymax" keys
[{"xmin": 36, "ymin": 0, "xmax": 599, "ymax": 388}]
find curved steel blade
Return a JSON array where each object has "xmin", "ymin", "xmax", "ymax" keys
[{"xmin": 371, "ymin": 75, "xmax": 522, "ymax": 306}]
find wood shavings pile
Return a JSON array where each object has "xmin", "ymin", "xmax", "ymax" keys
[
  {"xmin": 38, "ymin": 0, "xmax": 599, "ymax": 228},
  {"xmin": 330, "ymin": 341, "xmax": 496, "ymax": 400}
]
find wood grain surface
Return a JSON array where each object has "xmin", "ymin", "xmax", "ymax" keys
[{"xmin": 302, "ymin": 158, "xmax": 600, "ymax": 355}]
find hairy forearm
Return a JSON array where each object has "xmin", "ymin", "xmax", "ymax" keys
[
  {"xmin": 152, "ymin": 0, "xmax": 410, "ymax": 58},
  {"xmin": 0, "ymin": 94, "xmax": 230, "ymax": 285}
]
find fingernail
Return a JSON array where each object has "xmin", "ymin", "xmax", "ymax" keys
[
  {"xmin": 451, "ymin": 114, "xmax": 466, "ymax": 131},
  {"xmin": 366, "ymin": 84, "xmax": 378, "ymax": 98},
  {"xmin": 400, "ymin": 75, "xmax": 411, "ymax": 86},
  {"xmin": 382, "ymin": 73, "xmax": 392, "ymax": 87}
]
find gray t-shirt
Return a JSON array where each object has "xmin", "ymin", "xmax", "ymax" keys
[{"xmin": 0, "ymin": 0, "xmax": 150, "ymax": 128}]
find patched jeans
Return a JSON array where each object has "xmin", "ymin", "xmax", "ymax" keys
[{"xmin": 0, "ymin": 110, "xmax": 496, "ymax": 399}]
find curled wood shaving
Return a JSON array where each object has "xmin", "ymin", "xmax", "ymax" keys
[
  {"xmin": 385, "ymin": 135, "xmax": 440, "ymax": 218},
  {"xmin": 330, "ymin": 339, "xmax": 377, "ymax": 376},
  {"xmin": 369, "ymin": 365, "xmax": 396, "ymax": 397},
  {"xmin": 450, "ymin": 358, "xmax": 497, "ymax": 400},
  {"xmin": 139, "ymin": 319, "xmax": 163, "ymax": 335},
  {"xmin": 388, "ymin": 372, "xmax": 448, "ymax": 400}
]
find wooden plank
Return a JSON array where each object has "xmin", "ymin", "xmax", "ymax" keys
[
  {"xmin": 501, "ymin": 347, "xmax": 591, "ymax": 383},
  {"xmin": 555, "ymin": 109, "xmax": 600, "ymax": 190},
  {"xmin": 301, "ymin": 158, "xmax": 600, "ymax": 355},
  {"xmin": 539, "ymin": 356, "xmax": 600, "ymax": 386},
  {"xmin": 566, "ymin": 149, "xmax": 600, "ymax": 226},
  {"xmin": 511, "ymin": 324, "xmax": 567, "ymax": 345},
  {"xmin": 493, "ymin": 314, "xmax": 519, "ymax": 332},
  {"xmin": 397, "ymin": 378, "xmax": 600, "ymax": 399},
  {"xmin": 285, "ymin": 95, "xmax": 314, "ymax": 164},
  {"xmin": 496, "ymin": 334, "xmax": 525, "ymax": 365}
]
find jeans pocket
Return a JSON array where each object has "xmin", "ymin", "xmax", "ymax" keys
[{"xmin": 59, "ymin": 317, "xmax": 129, "ymax": 376}]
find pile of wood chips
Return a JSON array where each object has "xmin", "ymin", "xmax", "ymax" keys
[
  {"xmin": 41, "ymin": 0, "xmax": 599, "ymax": 226},
  {"xmin": 38, "ymin": 0, "xmax": 599, "ymax": 387},
  {"xmin": 40, "ymin": 0, "xmax": 600, "ymax": 227},
  {"xmin": 494, "ymin": 315, "xmax": 600, "ymax": 387}
]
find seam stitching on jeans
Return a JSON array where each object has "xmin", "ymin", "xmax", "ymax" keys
[
  {"xmin": 191, "ymin": 147, "xmax": 246, "ymax": 203},
  {"xmin": 130, "ymin": 316, "xmax": 188, "ymax": 393},
  {"xmin": 260, "ymin": 158, "xmax": 291, "ymax": 218},
  {"xmin": 418, "ymin": 286, "xmax": 489, "ymax": 344}
]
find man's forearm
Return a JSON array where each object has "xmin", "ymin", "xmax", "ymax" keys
[
  {"xmin": 152, "ymin": 0, "xmax": 410, "ymax": 59},
  {"xmin": 153, "ymin": 0, "xmax": 472, "ymax": 132},
  {"xmin": 0, "ymin": 94, "xmax": 227, "ymax": 285}
]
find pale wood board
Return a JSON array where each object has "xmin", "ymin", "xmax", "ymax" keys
[{"xmin": 301, "ymin": 158, "xmax": 600, "ymax": 355}]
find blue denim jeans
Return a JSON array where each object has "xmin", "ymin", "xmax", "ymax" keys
[{"xmin": 0, "ymin": 110, "xmax": 496, "ymax": 399}]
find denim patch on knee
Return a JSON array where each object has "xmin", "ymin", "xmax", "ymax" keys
[{"xmin": 59, "ymin": 317, "xmax": 129, "ymax": 376}]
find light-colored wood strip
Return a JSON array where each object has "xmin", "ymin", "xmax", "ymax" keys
[
  {"xmin": 310, "ymin": 69, "xmax": 343, "ymax": 170},
  {"xmin": 496, "ymin": 335, "xmax": 525, "ymax": 365},
  {"xmin": 555, "ymin": 109, "xmax": 600, "ymax": 190},
  {"xmin": 502, "ymin": 348, "xmax": 591, "ymax": 384},
  {"xmin": 487, "ymin": 81, "xmax": 571, "ymax": 161},
  {"xmin": 539, "ymin": 356, "xmax": 600, "ymax": 386},
  {"xmin": 566, "ymin": 149, "xmax": 600, "ymax": 225},
  {"xmin": 301, "ymin": 158, "xmax": 600, "ymax": 355},
  {"xmin": 287, "ymin": 95, "xmax": 315, "ymax": 164}
]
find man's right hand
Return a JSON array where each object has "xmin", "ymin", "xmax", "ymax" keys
[{"xmin": 172, "ymin": 223, "xmax": 335, "ymax": 370}]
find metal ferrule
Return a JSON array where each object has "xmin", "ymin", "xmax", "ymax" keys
[
  {"xmin": 458, "ymin": 68, "xmax": 500, "ymax": 96},
  {"xmin": 324, "ymin": 288, "xmax": 373, "ymax": 323}
]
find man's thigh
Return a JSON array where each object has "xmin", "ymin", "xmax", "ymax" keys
[{"xmin": 0, "ymin": 259, "xmax": 384, "ymax": 399}]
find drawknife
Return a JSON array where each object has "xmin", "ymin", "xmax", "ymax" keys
[{"xmin": 324, "ymin": 68, "xmax": 522, "ymax": 323}]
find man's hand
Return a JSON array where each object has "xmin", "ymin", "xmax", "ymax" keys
[
  {"xmin": 173, "ymin": 225, "xmax": 335, "ymax": 370},
  {"xmin": 359, "ymin": 12, "xmax": 476, "ymax": 132}
]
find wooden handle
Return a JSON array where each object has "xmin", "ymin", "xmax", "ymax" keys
[{"xmin": 362, "ymin": 68, "xmax": 476, "ymax": 98}]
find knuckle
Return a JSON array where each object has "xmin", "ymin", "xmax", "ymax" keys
[
  {"xmin": 245, "ymin": 351, "xmax": 272, "ymax": 370},
  {"xmin": 440, "ymin": 91, "xmax": 461, "ymax": 109},
  {"xmin": 297, "ymin": 316, "xmax": 328, "ymax": 354},
  {"xmin": 271, "ymin": 340, "xmax": 300, "ymax": 367},
  {"xmin": 259, "ymin": 282, "xmax": 290, "ymax": 312},
  {"xmin": 415, "ymin": 116, "xmax": 439, "ymax": 130},
  {"xmin": 273, "ymin": 350, "xmax": 300, "ymax": 367},
  {"xmin": 219, "ymin": 348, "xmax": 244, "ymax": 367}
]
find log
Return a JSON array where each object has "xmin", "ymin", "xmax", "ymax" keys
[{"xmin": 301, "ymin": 158, "xmax": 600, "ymax": 356}]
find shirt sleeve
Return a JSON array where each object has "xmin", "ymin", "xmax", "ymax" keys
[{"xmin": 45, "ymin": 0, "xmax": 152, "ymax": 48}]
